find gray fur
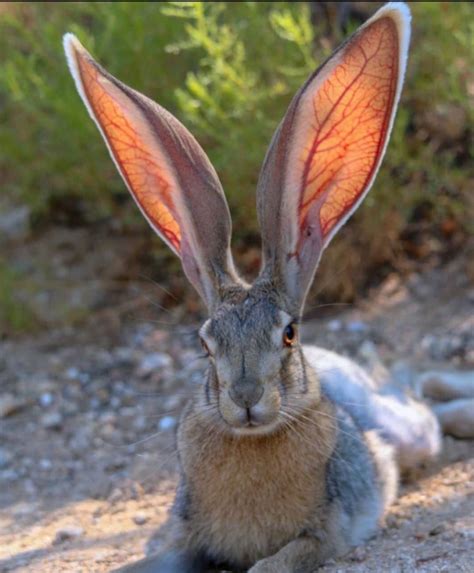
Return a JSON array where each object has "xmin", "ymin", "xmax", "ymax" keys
[
  {"xmin": 305, "ymin": 346, "xmax": 441, "ymax": 470},
  {"xmin": 325, "ymin": 409, "xmax": 380, "ymax": 521}
]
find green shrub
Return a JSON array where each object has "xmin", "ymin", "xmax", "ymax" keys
[
  {"xmin": 0, "ymin": 3, "xmax": 193, "ymax": 221},
  {"xmin": 0, "ymin": 2, "xmax": 472, "ymax": 304}
]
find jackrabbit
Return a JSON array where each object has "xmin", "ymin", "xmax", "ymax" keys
[{"xmin": 64, "ymin": 3, "xmax": 472, "ymax": 572}]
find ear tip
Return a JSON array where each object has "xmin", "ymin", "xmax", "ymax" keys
[
  {"xmin": 378, "ymin": 2, "xmax": 412, "ymax": 28},
  {"xmin": 386, "ymin": 2, "xmax": 412, "ymax": 17},
  {"xmin": 368, "ymin": 2, "xmax": 411, "ymax": 61},
  {"xmin": 63, "ymin": 32, "xmax": 78, "ymax": 53},
  {"xmin": 63, "ymin": 32, "xmax": 88, "ymax": 62}
]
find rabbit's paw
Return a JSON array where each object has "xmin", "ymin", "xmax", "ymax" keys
[{"xmin": 249, "ymin": 556, "xmax": 291, "ymax": 573}]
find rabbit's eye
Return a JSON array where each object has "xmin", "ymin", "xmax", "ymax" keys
[
  {"xmin": 283, "ymin": 323, "xmax": 297, "ymax": 347},
  {"xmin": 200, "ymin": 337, "xmax": 212, "ymax": 357}
]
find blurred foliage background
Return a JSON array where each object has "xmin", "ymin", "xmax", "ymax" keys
[{"xmin": 0, "ymin": 1, "xmax": 473, "ymax": 334}]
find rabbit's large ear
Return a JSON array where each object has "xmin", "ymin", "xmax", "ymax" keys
[
  {"xmin": 63, "ymin": 34, "xmax": 237, "ymax": 310},
  {"xmin": 257, "ymin": 2, "xmax": 410, "ymax": 313}
]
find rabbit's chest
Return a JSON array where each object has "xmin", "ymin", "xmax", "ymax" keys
[{"xmin": 181, "ymin": 422, "xmax": 333, "ymax": 566}]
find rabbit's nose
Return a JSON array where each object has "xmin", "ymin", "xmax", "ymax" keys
[{"xmin": 229, "ymin": 380, "xmax": 264, "ymax": 409}]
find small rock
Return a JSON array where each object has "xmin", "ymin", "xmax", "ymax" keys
[
  {"xmin": 421, "ymin": 335, "xmax": 465, "ymax": 361},
  {"xmin": 459, "ymin": 528, "xmax": 474, "ymax": 540},
  {"xmin": 65, "ymin": 367, "xmax": 81, "ymax": 380},
  {"xmin": 24, "ymin": 479, "xmax": 36, "ymax": 495},
  {"xmin": 429, "ymin": 523, "xmax": 447, "ymax": 536},
  {"xmin": 158, "ymin": 416, "xmax": 177, "ymax": 431},
  {"xmin": 432, "ymin": 399, "xmax": 474, "ymax": 438},
  {"xmin": 347, "ymin": 320, "xmax": 369, "ymax": 334},
  {"xmin": 108, "ymin": 487, "xmax": 123, "ymax": 504},
  {"xmin": 468, "ymin": 289, "xmax": 474, "ymax": 304},
  {"xmin": 110, "ymin": 396, "xmax": 121, "ymax": 409},
  {"xmin": 119, "ymin": 390, "xmax": 136, "ymax": 407},
  {"xmin": 385, "ymin": 515, "xmax": 402, "ymax": 529},
  {"xmin": 99, "ymin": 411, "xmax": 118, "ymax": 425},
  {"xmin": 69, "ymin": 427, "xmax": 92, "ymax": 454},
  {"xmin": 133, "ymin": 513, "xmax": 149, "ymax": 526},
  {"xmin": 99, "ymin": 422, "xmax": 122, "ymax": 442},
  {"xmin": 53, "ymin": 525, "xmax": 84, "ymax": 545},
  {"xmin": 104, "ymin": 458, "xmax": 127, "ymax": 472},
  {"xmin": 40, "ymin": 411, "xmax": 63, "ymax": 430},
  {"xmin": 13, "ymin": 502, "xmax": 37, "ymax": 517},
  {"xmin": 414, "ymin": 531, "xmax": 426, "ymax": 541},
  {"xmin": 39, "ymin": 393, "xmax": 54, "ymax": 407},
  {"xmin": 138, "ymin": 353, "xmax": 173, "ymax": 377},
  {"xmin": 1, "ymin": 468, "xmax": 19, "ymax": 481},
  {"xmin": 0, "ymin": 393, "xmax": 27, "ymax": 418},
  {"xmin": 119, "ymin": 406, "xmax": 137, "ymax": 419},
  {"xmin": 114, "ymin": 347, "xmax": 138, "ymax": 366},
  {"xmin": 133, "ymin": 416, "xmax": 147, "ymax": 432},
  {"xmin": 163, "ymin": 395, "xmax": 183, "ymax": 412},
  {"xmin": 327, "ymin": 319, "xmax": 342, "ymax": 332},
  {"xmin": 90, "ymin": 397, "xmax": 102, "ymax": 410},
  {"xmin": 0, "ymin": 447, "xmax": 13, "ymax": 469},
  {"xmin": 349, "ymin": 546, "xmax": 367, "ymax": 562},
  {"xmin": 39, "ymin": 459, "xmax": 52, "ymax": 470},
  {"xmin": 418, "ymin": 371, "xmax": 474, "ymax": 401},
  {"xmin": 88, "ymin": 478, "xmax": 111, "ymax": 500},
  {"xmin": 62, "ymin": 401, "xmax": 79, "ymax": 416},
  {"xmin": 78, "ymin": 371, "xmax": 91, "ymax": 384}
]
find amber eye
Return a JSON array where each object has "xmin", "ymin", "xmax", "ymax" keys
[{"xmin": 283, "ymin": 323, "xmax": 297, "ymax": 347}]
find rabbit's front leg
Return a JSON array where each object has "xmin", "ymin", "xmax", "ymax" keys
[{"xmin": 248, "ymin": 535, "xmax": 334, "ymax": 573}]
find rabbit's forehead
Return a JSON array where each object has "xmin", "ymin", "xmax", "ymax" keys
[{"xmin": 202, "ymin": 299, "xmax": 291, "ymax": 349}]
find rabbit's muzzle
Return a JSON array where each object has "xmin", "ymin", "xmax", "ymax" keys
[
  {"xmin": 228, "ymin": 377, "xmax": 264, "ymax": 409},
  {"xmin": 219, "ymin": 377, "xmax": 282, "ymax": 435}
]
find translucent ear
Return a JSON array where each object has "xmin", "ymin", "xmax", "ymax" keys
[
  {"xmin": 63, "ymin": 34, "xmax": 238, "ymax": 310},
  {"xmin": 257, "ymin": 2, "xmax": 411, "ymax": 312}
]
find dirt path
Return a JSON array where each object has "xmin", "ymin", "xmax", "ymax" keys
[{"xmin": 0, "ymin": 257, "xmax": 473, "ymax": 572}]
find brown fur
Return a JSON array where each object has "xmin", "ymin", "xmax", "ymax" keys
[{"xmin": 178, "ymin": 398, "xmax": 337, "ymax": 568}]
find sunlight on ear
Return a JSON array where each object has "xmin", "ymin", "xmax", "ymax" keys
[{"xmin": 295, "ymin": 17, "xmax": 400, "ymax": 239}]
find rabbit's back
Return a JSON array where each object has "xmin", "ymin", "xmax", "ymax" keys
[{"xmin": 305, "ymin": 346, "xmax": 441, "ymax": 470}]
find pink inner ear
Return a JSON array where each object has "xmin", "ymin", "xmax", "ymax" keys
[
  {"xmin": 292, "ymin": 16, "xmax": 399, "ymax": 240},
  {"xmin": 74, "ymin": 49, "xmax": 182, "ymax": 254}
]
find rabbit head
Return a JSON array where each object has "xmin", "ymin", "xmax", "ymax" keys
[{"xmin": 64, "ymin": 2, "xmax": 410, "ymax": 436}]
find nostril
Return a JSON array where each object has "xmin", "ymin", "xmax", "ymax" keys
[
  {"xmin": 229, "ymin": 382, "xmax": 264, "ymax": 409},
  {"xmin": 250, "ymin": 385, "xmax": 264, "ymax": 407}
]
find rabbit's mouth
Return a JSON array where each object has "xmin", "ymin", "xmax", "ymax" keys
[
  {"xmin": 231, "ymin": 416, "xmax": 282, "ymax": 437},
  {"xmin": 220, "ymin": 398, "xmax": 282, "ymax": 436}
]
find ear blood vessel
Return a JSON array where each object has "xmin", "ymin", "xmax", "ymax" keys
[{"xmin": 64, "ymin": 3, "xmax": 449, "ymax": 572}]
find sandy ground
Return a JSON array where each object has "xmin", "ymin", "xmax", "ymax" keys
[{"xmin": 0, "ymin": 255, "xmax": 473, "ymax": 572}]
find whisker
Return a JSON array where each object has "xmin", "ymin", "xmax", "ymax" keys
[
  {"xmin": 303, "ymin": 301, "xmax": 352, "ymax": 314},
  {"xmin": 138, "ymin": 273, "xmax": 179, "ymax": 302},
  {"xmin": 280, "ymin": 406, "xmax": 375, "ymax": 485}
]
